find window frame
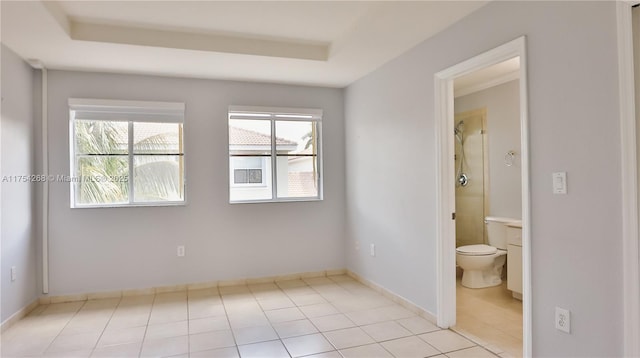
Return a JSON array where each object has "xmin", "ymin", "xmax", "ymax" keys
[
  {"xmin": 69, "ymin": 98, "xmax": 187, "ymax": 208},
  {"xmin": 228, "ymin": 105, "xmax": 323, "ymax": 204}
]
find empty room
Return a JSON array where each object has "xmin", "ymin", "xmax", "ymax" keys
[{"xmin": 1, "ymin": 1, "xmax": 639, "ymax": 358}]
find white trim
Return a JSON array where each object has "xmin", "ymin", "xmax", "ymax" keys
[
  {"xmin": 68, "ymin": 98, "xmax": 185, "ymax": 112},
  {"xmin": 454, "ymin": 70, "xmax": 519, "ymax": 98},
  {"xmin": 617, "ymin": 1, "xmax": 640, "ymax": 357},
  {"xmin": 229, "ymin": 105, "xmax": 323, "ymax": 120},
  {"xmin": 434, "ymin": 36, "xmax": 532, "ymax": 357},
  {"xmin": 68, "ymin": 98, "xmax": 185, "ymax": 123},
  {"xmin": 69, "ymin": 20, "xmax": 329, "ymax": 62},
  {"xmin": 270, "ymin": 119, "xmax": 277, "ymax": 200},
  {"xmin": 228, "ymin": 106, "xmax": 323, "ymax": 203},
  {"xmin": 68, "ymin": 101, "xmax": 187, "ymax": 208},
  {"xmin": 42, "ymin": 67, "xmax": 49, "ymax": 294}
]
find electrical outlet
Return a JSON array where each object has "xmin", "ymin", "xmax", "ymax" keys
[
  {"xmin": 177, "ymin": 246, "xmax": 185, "ymax": 257},
  {"xmin": 555, "ymin": 307, "xmax": 571, "ymax": 333},
  {"xmin": 355, "ymin": 240, "xmax": 360, "ymax": 251},
  {"xmin": 10, "ymin": 266, "xmax": 16, "ymax": 282},
  {"xmin": 370, "ymin": 243, "xmax": 376, "ymax": 257}
]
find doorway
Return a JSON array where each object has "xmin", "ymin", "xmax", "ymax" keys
[
  {"xmin": 434, "ymin": 37, "xmax": 531, "ymax": 357},
  {"xmin": 453, "ymin": 65, "xmax": 522, "ymax": 356},
  {"xmin": 618, "ymin": 2, "xmax": 640, "ymax": 356}
]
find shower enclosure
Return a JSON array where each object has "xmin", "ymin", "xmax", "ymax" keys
[{"xmin": 454, "ymin": 109, "xmax": 489, "ymax": 248}]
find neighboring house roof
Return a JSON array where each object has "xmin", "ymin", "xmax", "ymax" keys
[
  {"xmin": 133, "ymin": 123, "xmax": 180, "ymax": 151},
  {"xmin": 293, "ymin": 146, "xmax": 314, "ymax": 155},
  {"xmin": 288, "ymin": 146, "xmax": 316, "ymax": 166},
  {"xmin": 229, "ymin": 126, "xmax": 297, "ymax": 147},
  {"xmin": 287, "ymin": 172, "xmax": 317, "ymax": 197}
]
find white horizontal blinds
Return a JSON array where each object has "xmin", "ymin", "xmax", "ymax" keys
[
  {"xmin": 69, "ymin": 98, "xmax": 185, "ymax": 123},
  {"xmin": 228, "ymin": 105, "xmax": 322, "ymax": 121}
]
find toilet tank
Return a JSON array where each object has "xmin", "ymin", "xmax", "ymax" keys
[{"xmin": 485, "ymin": 216, "xmax": 521, "ymax": 250}]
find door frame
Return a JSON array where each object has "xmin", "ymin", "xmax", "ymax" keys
[
  {"xmin": 434, "ymin": 36, "xmax": 531, "ymax": 356},
  {"xmin": 616, "ymin": 1, "xmax": 640, "ymax": 357}
]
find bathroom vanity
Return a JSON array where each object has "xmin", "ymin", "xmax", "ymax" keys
[{"xmin": 506, "ymin": 223, "xmax": 523, "ymax": 300}]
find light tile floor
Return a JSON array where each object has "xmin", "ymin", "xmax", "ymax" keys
[
  {"xmin": 2, "ymin": 275, "xmax": 501, "ymax": 358},
  {"xmin": 454, "ymin": 279, "xmax": 523, "ymax": 358}
]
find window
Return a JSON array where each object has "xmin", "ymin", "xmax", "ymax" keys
[
  {"xmin": 228, "ymin": 106, "xmax": 322, "ymax": 203},
  {"xmin": 69, "ymin": 99, "xmax": 185, "ymax": 208}
]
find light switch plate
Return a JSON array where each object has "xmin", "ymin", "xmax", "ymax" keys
[{"xmin": 552, "ymin": 172, "xmax": 567, "ymax": 194}]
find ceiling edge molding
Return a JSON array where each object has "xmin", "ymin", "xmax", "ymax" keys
[
  {"xmin": 69, "ymin": 20, "xmax": 329, "ymax": 62},
  {"xmin": 41, "ymin": 1, "xmax": 70, "ymax": 35},
  {"xmin": 454, "ymin": 70, "xmax": 519, "ymax": 98}
]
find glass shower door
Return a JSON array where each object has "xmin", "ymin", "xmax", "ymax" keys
[{"xmin": 454, "ymin": 109, "xmax": 488, "ymax": 247}]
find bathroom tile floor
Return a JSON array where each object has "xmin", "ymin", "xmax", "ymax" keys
[
  {"xmin": 1, "ymin": 275, "xmax": 504, "ymax": 358},
  {"xmin": 453, "ymin": 279, "xmax": 523, "ymax": 358}
]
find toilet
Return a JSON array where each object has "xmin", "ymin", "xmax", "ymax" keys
[{"xmin": 456, "ymin": 216, "xmax": 521, "ymax": 289}]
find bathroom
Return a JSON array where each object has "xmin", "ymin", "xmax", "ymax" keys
[{"xmin": 452, "ymin": 59, "xmax": 523, "ymax": 357}]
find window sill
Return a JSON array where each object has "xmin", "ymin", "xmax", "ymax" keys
[
  {"xmin": 229, "ymin": 197, "xmax": 322, "ymax": 204},
  {"xmin": 71, "ymin": 201, "xmax": 186, "ymax": 209}
]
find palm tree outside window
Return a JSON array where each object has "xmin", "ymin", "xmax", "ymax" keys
[{"xmin": 69, "ymin": 99, "xmax": 185, "ymax": 208}]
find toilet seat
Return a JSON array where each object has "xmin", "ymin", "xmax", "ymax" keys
[{"xmin": 456, "ymin": 244, "xmax": 497, "ymax": 256}]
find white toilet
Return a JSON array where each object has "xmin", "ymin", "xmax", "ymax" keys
[{"xmin": 456, "ymin": 216, "xmax": 520, "ymax": 289}]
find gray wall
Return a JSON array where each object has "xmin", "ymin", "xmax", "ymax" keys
[
  {"xmin": 46, "ymin": 71, "xmax": 346, "ymax": 295},
  {"xmin": 455, "ymin": 80, "xmax": 521, "ymax": 219},
  {"xmin": 1, "ymin": 45, "xmax": 39, "ymax": 322},
  {"xmin": 345, "ymin": 2, "xmax": 621, "ymax": 356}
]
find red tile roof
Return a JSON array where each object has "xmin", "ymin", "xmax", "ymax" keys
[
  {"xmin": 229, "ymin": 126, "xmax": 297, "ymax": 146},
  {"xmin": 287, "ymin": 172, "xmax": 318, "ymax": 197}
]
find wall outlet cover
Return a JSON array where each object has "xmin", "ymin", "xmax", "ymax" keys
[
  {"xmin": 177, "ymin": 246, "xmax": 185, "ymax": 257},
  {"xmin": 555, "ymin": 307, "xmax": 571, "ymax": 334}
]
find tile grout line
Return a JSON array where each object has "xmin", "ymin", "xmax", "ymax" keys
[
  {"xmin": 88, "ymin": 296, "xmax": 124, "ymax": 356},
  {"xmin": 137, "ymin": 293, "xmax": 158, "ymax": 358},
  {"xmin": 5, "ymin": 275, "xmax": 505, "ymax": 358},
  {"xmin": 186, "ymin": 290, "xmax": 191, "ymax": 357},
  {"xmin": 41, "ymin": 300, "xmax": 88, "ymax": 356},
  {"xmin": 246, "ymin": 282, "xmax": 293, "ymax": 357},
  {"xmin": 293, "ymin": 276, "xmax": 462, "ymax": 357},
  {"xmin": 303, "ymin": 277, "xmax": 396, "ymax": 357},
  {"xmin": 218, "ymin": 286, "xmax": 243, "ymax": 358}
]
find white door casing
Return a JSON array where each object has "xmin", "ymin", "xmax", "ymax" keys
[{"xmin": 434, "ymin": 36, "xmax": 531, "ymax": 357}]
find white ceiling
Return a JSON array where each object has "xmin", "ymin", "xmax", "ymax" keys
[
  {"xmin": 1, "ymin": 1, "xmax": 488, "ymax": 88},
  {"xmin": 454, "ymin": 57, "xmax": 520, "ymax": 97}
]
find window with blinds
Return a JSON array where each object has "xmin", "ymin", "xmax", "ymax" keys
[
  {"xmin": 68, "ymin": 98, "xmax": 186, "ymax": 208},
  {"xmin": 228, "ymin": 106, "xmax": 323, "ymax": 203}
]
